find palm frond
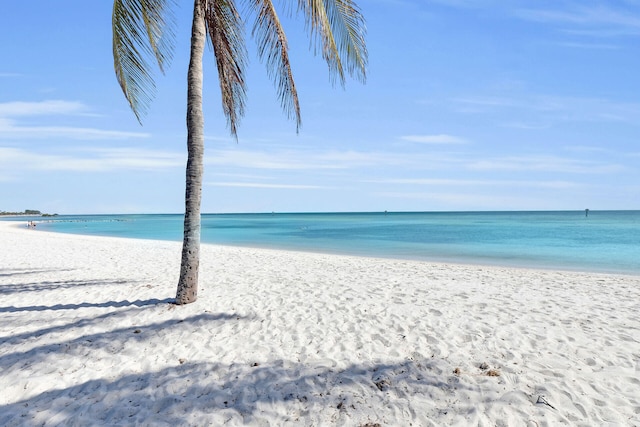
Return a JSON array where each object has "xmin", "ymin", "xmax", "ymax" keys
[
  {"xmin": 297, "ymin": 0, "xmax": 367, "ymax": 86},
  {"xmin": 247, "ymin": 0, "xmax": 301, "ymax": 130},
  {"xmin": 204, "ymin": 0, "xmax": 248, "ymax": 137},
  {"xmin": 112, "ymin": 0, "xmax": 176, "ymax": 123},
  {"xmin": 331, "ymin": 0, "xmax": 368, "ymax": 82}
]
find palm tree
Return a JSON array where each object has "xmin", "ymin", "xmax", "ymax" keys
[{"xmin": 112, "ymin": 0, "xmax": 367, "ymax": 304}]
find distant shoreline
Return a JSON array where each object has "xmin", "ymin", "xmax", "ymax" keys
[{"xmin": 0, "ymin": 212, "xmax": 58, "ymax": 217}]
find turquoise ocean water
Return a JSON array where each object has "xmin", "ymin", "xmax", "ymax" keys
[{"xmin": 6, "ymin": 211, "xmax": 640, "ymax": 275}]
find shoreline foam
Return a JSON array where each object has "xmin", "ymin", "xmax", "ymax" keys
[
  {"xmin": 7, "ymin": 216, "xmax": 640, "ymax": 278},
  {"xmin": 1, "ymin": 221, "xmax": 639, "ymax": 425}
]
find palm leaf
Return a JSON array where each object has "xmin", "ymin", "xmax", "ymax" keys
[
  {"xmin": 297, "ymin": 0, "xmax": 367, "ymax": 86},
  {"xmin": 247, "ymin": 0, "xmax": 301, "ymax": 130},
  {"xmin": 204, "ymin": 0, "xmax": 247, "ymax": 137},
  {"xmin": 330, "ymin": 0, "xmax": 368, "ymax": 82},
  {"xmin": 112, "ymin": 0, "xmax": 176, "ymax": 122}
]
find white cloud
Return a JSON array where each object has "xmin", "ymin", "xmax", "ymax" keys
[
  {"xmin": 0, "ymin": 121, "xmax": 150, "ymax": 140},
  {"xmin": 207, "ymin": 148, "xmax": 609, "ymax": 178},
  {"xmin": 205, "ymin": 149, "xmax": 335, "ymax": 170},
  {"xmin": 423, "ymin": 0, "xmax": 501, "ymax": 10},
  {"xmin": 400, "ymin": 134, "xmax": 468, "ymax": 144},
  {"xmin": 88, "ymin": 147, "xmax": 185, "ymax": 169},
  {"xmin": 564, "ymin": 145, "xmax": 612, "ymax": 154},
  {"xmin": 204, "ymin": 148, "xmax": 409, "ymax": 170},
  {"xmin": 558, "ymin": 41, "xmax": 620, "ymax": 50},
  {"xmin": 452, "ymin": 96, "xmax": 521, "ymax": 115},
  {"xmin": 517, "ymin": 5, "xmax": 640, "ymax": 27},
  {"xmin": 499, "ymin": 122, "xmax": 550, "ymax": 130},
  {"xmin": 211, "ymin": 172, "xmax": 277, "ymax": 180},
  {"xmin": 366, "ymin": 178, "xmax": 580, "ymax": 189},
  {"xmin": 0, "ymin": 146, "xmax": 184, "ymax": 173},
  {"xmin": 468, "ymin": 155, "xmax": 624, "ymax": 174},
  {"xmin": 515, "ymin": 5, "xmax": 640, "ymax": 37},
  {"xmin": 207, "ymin": 182, "xmax": 327, "ymax": 189},
  {"xmin": 454, "ymin": 95, "xmax": 640, "ymax": 124},
  {"xmin": 0, "ymin": 100, "xmax": 88, "ymax": 117},
  {"xmin": 0, "ymin": 100, "xmax": 149, "ymax": 140}
]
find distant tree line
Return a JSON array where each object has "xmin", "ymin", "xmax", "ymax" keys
[{"xmin": 0, "ymin": 210, "xmax": 57, "ymax": 216}]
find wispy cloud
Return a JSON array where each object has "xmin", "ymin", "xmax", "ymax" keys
[
  {"xmin": 422, "ymin": 0, "xmax": 499, "ymax": 10},
  {"xmin": 452, "ymin": 96, "xmax": 521, "ymax": 115},
  {"xmin": 0, "ymin": 147, "xmax": 183, "ymax": 173},
  {"xmin": 0, "ymin": 121, "xmax": 150, "ymax": 140},
  {"xmin": 468, "ymin": 155, "xmax": 624, "ymax": 174},
  {"xmin": 211, "ymin": 172, "xmax": 278, "ymax": 181},
  {"xmin": 454, "ymin": 94, "xmax": 640, "ymax": 124},
  {"xmin": 0, "ymin": 100, "xmax": 149, "ymax": 140},
  {"xmin": 557, "ymin": 41, "xmax": 620, "ymax": 49},
  {"xmin": 517, "ymin": 5, "xmax": 640, "ymax": 28},
  {"xmin": 400, "ymin": 134, "xmax": 468, "ymax": 144},
  {"xmin": 516, "ymin": 4, "xmax": 640, "ymax": 37},
  {"xmin": 0, "ymin": 100, "xmax": 88, "ymax": 116},
  {"xmin": 1, "ymin": 122, "xmax": 149, "ymax": 140},
  {"xmin": 205, "ymin": 149, "xmax": 339, "ymax": 170},
  {"xmin": 367, "ymin": 178, "xmax": 581, "ymax": 189},
  {"xmin": 207, "ymin": 182, "xmax": 328, "ymax": 190},
  {"xmin": 204, "ymin": 147, "xmax": 623, "ymax": 178},
  {"xmin": 204, "ymin": 149, "xmax": 412, "ymax": 170},
  {"xmin": 564, "ymin": 145, "xmax": 613, "ymax": 154}
]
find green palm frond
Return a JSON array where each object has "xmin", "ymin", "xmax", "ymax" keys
[
  {"xmin": 248, "ymin": 0, "xmax": 301, "ymax": 130},
  {"xmin": 298, "ymin": 0, "xmax": 368, "ymax": 86},
  {"xmin": 112, "ymin": 0, "xmax": 176, "ymax": 123},
  {"xmin": 204, "ymin": 0, "xmax": 248, "ymax": 137},
  {"xmin": 331, "ymin": 0, "xmax": 368, "ymax": 82}
]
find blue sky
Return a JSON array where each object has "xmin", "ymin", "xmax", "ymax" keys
[{"xmin": 1, "ymin": 1, "xmax": 640, "ymax": 214}]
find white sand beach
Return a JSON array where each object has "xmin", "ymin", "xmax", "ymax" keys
[{"xmin": 1, "ymin": 221, "xmax": 639, "ymax": 426}]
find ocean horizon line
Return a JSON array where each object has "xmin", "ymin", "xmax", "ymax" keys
[{"xmin": 10, "ymin": 208, "xmax": 639, "ymax": 217}]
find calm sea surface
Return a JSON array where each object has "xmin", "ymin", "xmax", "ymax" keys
[{"xmin": 6, "ymin": 211, "xmax": 640, "ymax": 275}]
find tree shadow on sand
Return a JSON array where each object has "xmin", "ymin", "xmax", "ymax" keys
[
  {"xmin": 0, "ymin": 278, "xmax": 136, "ymax": 296},
  {"xmin": 0, "ymin": 297, "xmax": 475, "ymax": 426},
  {"xmin": 0, "ymin": 268, "xmax": 76, "ymax": 278},
  {"xmin": 0, "ymin": 297, "xmax": 174, "ymax": 313},
  {"xmin": 0, "ymin": 312, "xmax": 245, "ymax": 369},
  {"xmin": 0, "ymin": 356, "xmax": 464, "ymax": 426},
  {"xmin": 0, "ymin": 304, "xmax": 175, "ymax": 344}
]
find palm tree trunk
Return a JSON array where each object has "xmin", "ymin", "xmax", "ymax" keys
[{"xmin": 176, "ymin": 0, "xmax": 206, "ymax": 305}]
